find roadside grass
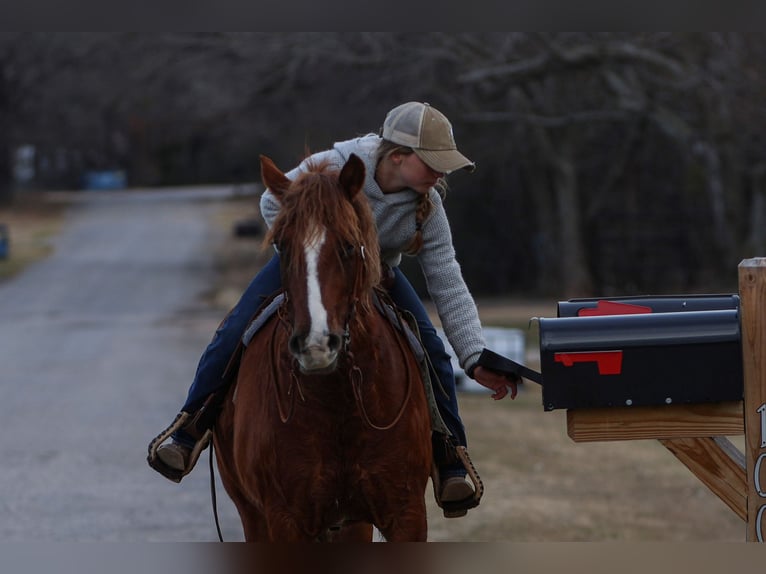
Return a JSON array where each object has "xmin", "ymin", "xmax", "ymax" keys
[
  {"xmin": 205, "ymin": 193, "xmax": 270, "ymax": 311},
  {"xmin": 0, "ymin": 193, "xmax": 71, "ymax": 282}
]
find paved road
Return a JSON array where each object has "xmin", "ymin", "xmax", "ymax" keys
[{"xmin": 0, "ymin": 187, "xmax": 248, "ymax": 541}]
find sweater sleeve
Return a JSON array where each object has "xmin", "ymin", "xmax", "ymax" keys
[
  {"xmin": 259, "ymin": 188, "xmax": 281, "ymax": 229},
  {"xmin": 417, "ymin": 193, "xmax": 486, "ymax": 374}
]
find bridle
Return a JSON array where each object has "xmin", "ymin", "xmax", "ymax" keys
[{"xmin": 271, "ymin": 242, "xmax": 415, "ymax": 430}]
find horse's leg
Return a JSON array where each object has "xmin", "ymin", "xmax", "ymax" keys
[
  {"xmin": 238, "ymin": 506, "xmax": 270, "ymax": 542},
  {"xmin": 216, "ymin": 471, "xmax": 270, "ymax": 541},
  {"xmin": 378, "ymin": 501, "xmax": 428, "ymax": 542},
  {"xmin": 215, "ymin": 462, "xmax": 269, "ymax": 541},
  {"xmin": 237, "ymin": 502, "xmax": 311, "ymax": 541},
  {"xmin": 325, "ymin": 522, "xmax": 374, "ymax": 542}
]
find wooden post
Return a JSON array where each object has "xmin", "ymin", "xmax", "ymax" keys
[{"xmin": 738, "ymin": 258, "xmax": 766, "ymax": 541}]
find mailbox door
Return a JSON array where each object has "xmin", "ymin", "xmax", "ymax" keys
[{"xmin": 557, "ymin": 293, "xmax": 740, "ymax": 318}]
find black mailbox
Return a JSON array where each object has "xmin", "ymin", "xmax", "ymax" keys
[{"xmin": 538, "ymin": 295, "xmax": 743, "ymax": 411}]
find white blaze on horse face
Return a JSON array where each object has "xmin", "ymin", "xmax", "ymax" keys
[{"xmin": 301, "ymin": 226, "xmax": 334, "ymax": 368}]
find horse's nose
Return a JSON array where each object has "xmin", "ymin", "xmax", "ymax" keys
[
  {"xmin": 326, "ymin": 332, "xmax": 342, "ymax": 353},
  {"xmin": 289, "ymin": 330, "xmax": 342, "ymax": 374},
  {"xmin": 289, "ymin": 331, "xmax": 342, "ymax": 355},
  {"xmin": 288, "ymin": 333, "xmax": 304, "ymax": 356}
]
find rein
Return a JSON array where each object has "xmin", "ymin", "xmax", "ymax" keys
[
  {"xmin": 348, "ymin": 318, "xmax": 415, "ymax": 430},
  {"xmin": 209, "ymin": 440, "xmax": 224, "ymax": 542},
  {"xmin": 271, "ymin": 300, "xmax": 303, "ymax": 424}
]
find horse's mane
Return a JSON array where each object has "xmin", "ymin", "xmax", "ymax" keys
[{"xmin": 265, "ymin": 159, "xmax": 382, "ymax": 310}]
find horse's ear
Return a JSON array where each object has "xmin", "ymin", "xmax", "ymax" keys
[
  {"xmin": 339, "ymin": 154, "xmax": 366, "ymax": 200},
  {"xmin": 260, "ymin": 155, "xmax": 291, "ymax": 199}
]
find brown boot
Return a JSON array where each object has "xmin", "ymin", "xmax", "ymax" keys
[
  {"xmin": 431, "ymin": 433, "xmax": 484, "ymax": 518},
  {"xmin": 156, "ymin": 441, "xmax": 192, "ymax": 473},
  {"xmin": 147, "ymin": 408, "xmax": 213, "ymax": 483},
  {"xmin": 434, "ymin": 473, "xmax": 478, "ymax": 518},
  {"xmin": 440, "ymin": 476, "xmax": 474, "ymax": 499}
]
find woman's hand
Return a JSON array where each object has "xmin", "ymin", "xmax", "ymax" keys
[{"xmin": 471, "ymin": 365, "xmax": 518, "ymax": 400}]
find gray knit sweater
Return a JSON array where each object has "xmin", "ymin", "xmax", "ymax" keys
[{"xmin": 260, "ymin": 134, "xmax": 486, "ymax": 374}]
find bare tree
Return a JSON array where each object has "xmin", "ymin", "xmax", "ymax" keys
[
  {"xmin": 450, "ymin": 32, "xmax": 766, "ymax": 295},
  {"xmin": 5, "ymin": 32, "xmax": 766, "ymax": 296}
]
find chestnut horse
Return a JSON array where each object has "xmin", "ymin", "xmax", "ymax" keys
[{"xmin": 213, "ymin": 153, "xmax": 433, "ymax": 541}]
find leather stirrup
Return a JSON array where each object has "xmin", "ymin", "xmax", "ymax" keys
[{"xmin": 431, "ymin": 445, "xmax": 484, "ymax": 518}]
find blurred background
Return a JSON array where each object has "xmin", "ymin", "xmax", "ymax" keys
[{"xmin": 3, "ymin": 32, "xmax": 765, "ymax": 299}]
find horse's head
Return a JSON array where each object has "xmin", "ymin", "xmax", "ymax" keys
[{"xmin": 261, "ymin": 153, "xmax": 381, "ymax": 374}]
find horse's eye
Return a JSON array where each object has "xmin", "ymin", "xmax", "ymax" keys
[{"xmin": 342, "ymin": 243, "xmax": 355, "ymax": 259}]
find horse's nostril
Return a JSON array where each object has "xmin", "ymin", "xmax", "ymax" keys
[
  {"xmin": 327, "ymin": 333, "xmax": 342, "ymax": 352},
  {"xmin": 288, "ymin": 334, "xmax": 303, "ymax": 355}
]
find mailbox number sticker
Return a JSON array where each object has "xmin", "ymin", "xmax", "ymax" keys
[{"xmin": 757, "ymin": 403, "xmax": 766, "ymax": 542}]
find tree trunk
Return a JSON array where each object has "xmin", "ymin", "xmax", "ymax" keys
[
  {"xmin": 553, "ymin": 146, "xmax": 593, "ymax": 297},
  {"xmin": 529, "ymin": 121, "xmax": 594, "ymax": 297},
  {"xmin": 695, "ymin": 140, "xmax": 736, "ymax": 262}
]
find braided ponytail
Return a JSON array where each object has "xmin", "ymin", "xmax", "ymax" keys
[
  {"xmin": 376, "ymin": 139, "xmax": 447, "ymax": 255},
  {"xmin": 405, "ymin": 192, "xmax": 431, "ymax": 255}
]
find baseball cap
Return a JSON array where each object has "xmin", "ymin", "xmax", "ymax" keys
[{"xmin": 381, "ymin": 102, "xmax": 476, "ymax": 174}]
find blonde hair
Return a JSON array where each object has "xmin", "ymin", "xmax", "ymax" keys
[{"xmin": 376, "ymin": 139, "xmax": 447, "ymax": 255}]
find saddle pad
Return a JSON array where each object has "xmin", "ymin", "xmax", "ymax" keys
[{"xmin": 242, "ymin": 292, "xmax": 286, "ymax": 346}]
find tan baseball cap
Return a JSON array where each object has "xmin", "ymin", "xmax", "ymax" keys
[{"xmin": 381, "ymin": 102, "xmax": 476, "ymax": 174}]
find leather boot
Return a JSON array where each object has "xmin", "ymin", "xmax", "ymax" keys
[
  {"xmin": 147, "ymin": 394, "xmax": 218, "ymax": 483},
  {"xmin": 431, "ymin": 433, "xmax": 483, "ymax": 518}
]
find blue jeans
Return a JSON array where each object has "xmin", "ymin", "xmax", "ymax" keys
[
  {"xmin": 177, "ymin": 254, "xmax": 467, "ymax": 456},
  {"xmin": 181, "ymin": 255, "xmax": 282, "ymax": 414}
]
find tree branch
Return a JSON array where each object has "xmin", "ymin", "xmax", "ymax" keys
[{"xmin": 464, "ymin": 109, "xmax": 633, "ymax": 128}]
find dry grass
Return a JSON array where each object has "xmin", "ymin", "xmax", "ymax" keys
[
  {"xmin": 205, "ymin": 195, "xmax": 271, "ymax": 311},
  {"xmin": 0, "ymin": 193, "xmax": 71, "ymax": 282},
  {"xmin": 424, "ymin": 387, "xmax": 745, "ymax": 541}
]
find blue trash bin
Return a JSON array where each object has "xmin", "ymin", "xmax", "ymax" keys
[{"xmin": 0, "ymin": 224, "xmax": 9, "ymax": 259}]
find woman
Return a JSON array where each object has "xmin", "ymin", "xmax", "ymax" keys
[{"xmin": 148, "ymin": 101, "xmax": 517, "ymax": 517}]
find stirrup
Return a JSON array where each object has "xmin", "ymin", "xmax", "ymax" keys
[
  {"xmin": 431, "ymin": 446, "xmax": 484, "ymax": 518},
  {"xmin": 147, "ymin": 411, "xmax": 212, "ymax": 483}
]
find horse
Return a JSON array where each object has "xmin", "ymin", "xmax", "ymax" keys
[{"xmin": 213, "ymin": 153, "xmax": 433, "ymax": 541}]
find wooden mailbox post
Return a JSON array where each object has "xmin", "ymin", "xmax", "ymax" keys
[
  {"xmin": 738, "ymin": 257, "xmax": 766, "ymax": 541},
  {"xmin": 560, "ymin": 258, "xmax": 766, "ymax": 540}
]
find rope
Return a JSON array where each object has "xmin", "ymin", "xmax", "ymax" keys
[
  {"xmin": 350, "ymin": 318, "xmax": 415, "ymax": 431},
  {"xmin": 209, "ymin": 439, "xmax": 224, "ymax": 542},
  {"xmin": 271, "ymin": 314, "xmax": 296, "ymax": 423}
]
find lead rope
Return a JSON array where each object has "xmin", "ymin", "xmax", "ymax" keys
[{"xmin": 209, "ymin": 440, "xmax": 224, "ymax": 542}]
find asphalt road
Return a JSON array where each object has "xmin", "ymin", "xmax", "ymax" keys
[{"xmin": 0, "ymin": 187, "xmax": 247, "ymax": 541}]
